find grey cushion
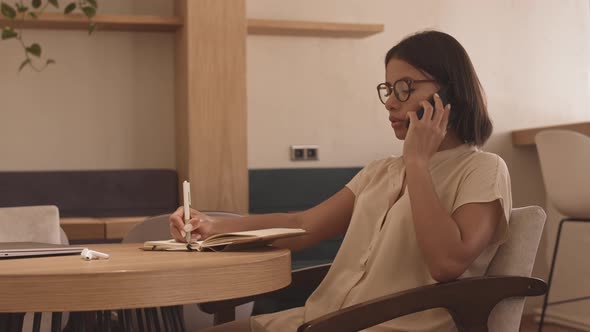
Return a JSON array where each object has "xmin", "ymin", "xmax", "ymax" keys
[
  {"xmin": 486, "ymin": 206, "xmax": 546, "ymax": 332},
  {"xmin": 0, "ymin": 205, "xmax": 61, "ymax": 244}
]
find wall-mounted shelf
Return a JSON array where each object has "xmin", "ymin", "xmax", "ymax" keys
[
  {"xmin": 1, "ymin": 13, "xmax": 383, "ymax": 38},
  {"xmin": 512, "ymin": 121, "xmax": 590, "ymax": 147},
  {"xmin": 247, "ymin": 19, "xmax": 384, "ymax": 38},
  {"xmin": 0, "ymin": 13, "xmax": 183, "ymax": 33}
]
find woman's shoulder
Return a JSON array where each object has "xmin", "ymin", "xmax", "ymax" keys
[
  {"xmin": 463, "ymin": 148, "xmax": 509, "ymax": 175},
  {"xmin": 363, "ymin": 155, "xmax": 401, "ymax": 173}
]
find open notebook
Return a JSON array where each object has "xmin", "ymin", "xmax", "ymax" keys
[{"xmin": 143, "ymin": 228, "xmax": 306, "ymax": 252}]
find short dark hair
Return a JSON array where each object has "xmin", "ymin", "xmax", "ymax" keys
[{"xmin": 385, "ymin": 30, "xmax": 492, "ymax": 146}]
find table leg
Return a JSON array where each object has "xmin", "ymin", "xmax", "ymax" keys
[
  {"xmin": 104, "ymin": 310, "xmax": 111, "ymax": 332},
  {"xmin": 214, "ymin": 308, "xmax": 235, "ymax": 325},
  {"xmin": 136, "ymin": 309, "xmax": 146, "ymax": 332},
  {"xmin": 33, "ymin": 312, "xmax": 42, "ymax": 332},
  {"xmin": 0, "ymin": 313, "xmax": 25, "ymax": 332},
  {"xmin": 173, "ymin": 305, "xmax": 185, "ymax": 332},
  {"xmin": 160, "ymin": 307, "xmax": 169, "ymax": 331},
  {"xmin": 148, "ymin": 308, "xmax": 161, "ymax": 332},
  {"xmin": 51, "ymin": 312, "xmax": 62, "ymax": 332}
]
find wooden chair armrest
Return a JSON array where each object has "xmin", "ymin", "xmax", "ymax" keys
[
  {"xmin": 198, "ymin": 264, "xmax": 331, "ymax": 323},
  {"xmin": 297, "ymin": 276, "xmax": 547, "ymax": 332}
]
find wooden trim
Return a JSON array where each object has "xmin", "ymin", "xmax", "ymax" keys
[
  {"xmin": 60, "ymin": 218, "xmax": 105, "ymax": 241},
  {"xmin": 61, "ymin": 217, "xmax": 145, "ymax": 241},
  {"xmin": 104, "ymin": 217, "xmax": 145, "ymax": 240},
  {"xmin": 1, "ymin": 13, "xmax": 383, "ymax": 38},
  {"xmin": 0, "ymin": 13, "xmax": 183, "ymax": 33},
  {"xmin": 512, "ymin": 122, "xmax": 590, "ymax": 147},
  {"xmin": 247, "ymin": 19, "xmax": 383, "ymax": 38}
]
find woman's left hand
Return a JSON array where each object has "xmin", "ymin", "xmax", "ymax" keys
[{"xmin": 403, "ymin": 93, "xmax": 451, "ymax": 167}]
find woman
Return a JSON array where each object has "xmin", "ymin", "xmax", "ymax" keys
[{"xmin": 170, "ymin": 30, "xmax": 511, "ymax": 332}]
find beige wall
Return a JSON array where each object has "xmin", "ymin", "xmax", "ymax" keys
[
  {"xmin": 0, "ymin": 0, "xmax": 175, "ymax": 171},
  {"xmin": 1, "ymin": 0, "xmax": 590, "ymax": 323}
]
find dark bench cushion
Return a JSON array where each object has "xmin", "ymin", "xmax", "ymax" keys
[
  {"xmin": 0, "ymin": 170, "xmax": 178, "ymax": 218},
  {"xmin": 249, "ymin": 167, "xmax": 361, "ymax": 265},
  {"xmin": 249, "ymin": 167, "xmax": 362, "ymax": 213}
]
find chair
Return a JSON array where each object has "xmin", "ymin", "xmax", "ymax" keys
[
  {"xmin": 535, "ymin": 130, "xmax": 590, "ymax": 331},
  {"xmin": 0, "ymin": 205, "xmax": 69, "ymax": 332},
  {"xmin": 122, "ymin": 211, "xmax": 253, "ymax": 331},
  {"xmin": 0, "ymin": 205, "xmax": 62, "ymax": 244},
  {"xmin": 200, "ymin": 206, "xmax": 548, "ymax": 332}
]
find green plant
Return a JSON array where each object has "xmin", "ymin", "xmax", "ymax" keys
[{"xmin": 1, "ymin": 0, "xmax": 98, "ymax": 72}]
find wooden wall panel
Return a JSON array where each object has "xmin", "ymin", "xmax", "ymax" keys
[{"xmin": 175, "ymin": 0, "xmax": 248, "ymax": 214}]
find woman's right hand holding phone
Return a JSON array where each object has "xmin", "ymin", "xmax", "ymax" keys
[{"xmin": 169, "ymin": 206, "xmax": 216, "ymax": 243}]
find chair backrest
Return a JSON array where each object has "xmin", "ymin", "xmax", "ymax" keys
[
  {"xmin": 485, "ymin": 206, "xmax": 546, "ymax": 332},
  {"xmin": 0, "ymin": 205, "xmax": 62, "ymax": 244},
  {"xmin": 59, "ymin": 227, "xmax": 70, "ymax": 245},
  {"xmin": 122, "ymin": 214, "xmax": 170, "ymax": 243},
  {"xmin": 122, "ymin": 211, "xmax": 244, "ymax": 243},
  {"xmin": 535, "ymin": 130, "xmax": 590, "ymax": 218}
]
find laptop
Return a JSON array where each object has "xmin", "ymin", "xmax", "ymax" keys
[{"xmin": 0, "ymin": 242, "xmax": 85, "ymax": 258}]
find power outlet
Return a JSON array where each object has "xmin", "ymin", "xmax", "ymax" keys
[
  {"xmin": 290, "ymin": 145, "xmax": 319, "ymax": 161},
  {"xmin": 291, "ymin": 146, "xmax": 306, "ymax": 161},
  {"xmin": 306, "ymin": 146, "xmax": 318, "ymax": 160}
]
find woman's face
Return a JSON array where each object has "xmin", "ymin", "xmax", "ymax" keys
[{"xmin": 384, "ymin": 58, "xmax": 439, "ymax": 140}]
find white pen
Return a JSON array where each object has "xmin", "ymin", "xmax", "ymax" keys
[{"xmin": 183, "ymin": 180, "xmax": 192, "ymax": 243}]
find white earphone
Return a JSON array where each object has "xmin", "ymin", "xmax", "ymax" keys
[{"xmin": 81, "ymin": 248, "xmax": 110, "ymax": 261}]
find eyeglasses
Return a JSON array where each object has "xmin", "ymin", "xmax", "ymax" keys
[{"xmin": 376, "ymin": 79, "xmax": 437, "ymax": 104}]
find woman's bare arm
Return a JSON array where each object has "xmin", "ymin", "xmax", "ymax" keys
[
  {"xmin": 170, "ymin": 187, "xmax": 356, "ymax": 252},
  {"xmin": 405, "ymin": 161, "xmax": 503, "ymax": 282}
]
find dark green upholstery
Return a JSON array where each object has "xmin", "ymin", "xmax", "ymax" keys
[{"xmin": 249, "ymin": 167, "xmax": 360, "ymax": 314}]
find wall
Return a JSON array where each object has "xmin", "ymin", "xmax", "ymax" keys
[{"xmin": 0, "ymin": 0, "xmax": 175, "ymax": 171}]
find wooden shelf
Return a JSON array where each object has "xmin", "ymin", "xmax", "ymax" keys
[
  {"xmin": 0, "ymin": 12, "xmax": 183, "ymax": 33},
  {"xmin": 1, "ymin": 14, "xmax": 383, "ymax": 37},
  {"xmin": 512, "ymin": 121, "xmax": 590, "ymax": 146},
  {"xmin": 247, "ymin": 19, "xmax": 383, "ymax": 38}
]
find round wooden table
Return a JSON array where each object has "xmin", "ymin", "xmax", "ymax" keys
[{"xmin": 0, "ymin": 243, "xmax": 292, "ymax": 313}]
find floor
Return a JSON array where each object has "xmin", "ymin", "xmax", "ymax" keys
[{"xmin": 520, "ymin": 315, "xmax": 584, "ymax": 332}]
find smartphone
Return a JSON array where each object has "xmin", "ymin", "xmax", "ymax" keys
[{"xmin": 406, "ymin": 87, "xmax": 450, "ymax": 128}]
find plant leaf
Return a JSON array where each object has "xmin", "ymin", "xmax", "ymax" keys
[
  {"xmin": 16, "ymin": 3, "xmax": 28, "ymax": 12},
  {"xmin": 48, "ymin": 0, "xmax": 59, "ymax": 8},
  {"xmin": 88, "ymin": 22, "xmax": 96, "ymax": 35},
  {"xmin": 26, "ymin": 43, "xmax": 41, "ymax": 57},
  {"xmin": 1, "ymin": 27, "xmax": 18, "ymax": 40},
  {"xmin": 19, "ymin": 59, "xmax": 31, "ymax": 72},
  {"xmin": 64, "ymin": 2, "xmax": 76, "ymax": 14},
  {"xmin": 32, "ymin": 0, "xmax": 41, "ymax": 9},
  {"xmin": 1, "ymin": 2, "xmax": 17, "ymax": 19},
  {"xmin": 86, "ymin": 0, "xmax": 97, "ymax": 8},
  {"xmin": 81, "ymin": 6, "xmax": 95, "ymax": 18},
  {"xmin": 28, "ymin": 12, "xmax": 38, "ymax": 19}
]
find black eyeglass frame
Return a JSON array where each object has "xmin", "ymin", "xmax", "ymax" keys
[{"xmin": 376, "ymin": 79, "xmax": 438, "ymax": 104}]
